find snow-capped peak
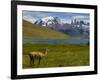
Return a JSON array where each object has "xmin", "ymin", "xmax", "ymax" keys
[
  {"xmin": 41, "ymin": 16, "xmax": 54, "ymax": 22},
  {"xmin": 34, "ymin": 16, "xmax": 61, "ymax": 27}
]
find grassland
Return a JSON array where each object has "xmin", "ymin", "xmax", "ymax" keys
[{"xmin": 23, "ymin": 43, "xmax": 89, "ymax": 69}]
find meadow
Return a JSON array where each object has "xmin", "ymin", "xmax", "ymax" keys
[{"xmin": 23, "ymin": 43, "xmax": 89, "ymax": 69}]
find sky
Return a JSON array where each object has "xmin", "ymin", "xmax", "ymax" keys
[{"xmin": 22, "ymin": 10, "xmax": 90, "ymax": 24}]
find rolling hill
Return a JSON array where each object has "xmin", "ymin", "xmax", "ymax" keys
[{"xmin": 23, "ymin": 20, "xmax": 72, "ymax": 40}]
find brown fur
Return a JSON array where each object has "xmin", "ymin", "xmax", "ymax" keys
[{"xmin": 29, "ymin": 48, "xmax": 47, "ymax": 65}]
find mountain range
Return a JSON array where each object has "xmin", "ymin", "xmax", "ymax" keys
[{"xmin": 23, "ymin": 16, "xmax": 89, "ymax": 39}]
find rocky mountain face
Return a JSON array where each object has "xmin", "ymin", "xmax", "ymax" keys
[{"xmin": 34, "ymin": 16, "xmax": 62, "ymax": 30}]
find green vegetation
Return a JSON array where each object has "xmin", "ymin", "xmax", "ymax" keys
[
  {"xmin": 23, "ymin": 43, "xmax": 89, "ymax": 68},
  {"xmin": 23, "ymin": 20, "xmax": 81, "ymax": 40}
]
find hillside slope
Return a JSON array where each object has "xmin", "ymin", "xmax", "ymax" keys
[{"xmin": 23, "ymin": 20, "xmax": 71, "ymax": 40}]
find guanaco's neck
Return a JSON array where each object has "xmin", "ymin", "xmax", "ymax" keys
[{"xmin": 44, "ymin": 48, "xmax": 47, "ymax": 55}]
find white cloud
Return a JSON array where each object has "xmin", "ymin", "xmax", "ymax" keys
[
  {"xmin": 22, "ymin": 11, "xmax": 51, "ymax": 18},
  {"xmin": 23, "ymin": 15, "xmax": 36, "ymax": 24},
  {"xmin": 72, "ymin": 15, "xmax": 89, "ymax": 20}
]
